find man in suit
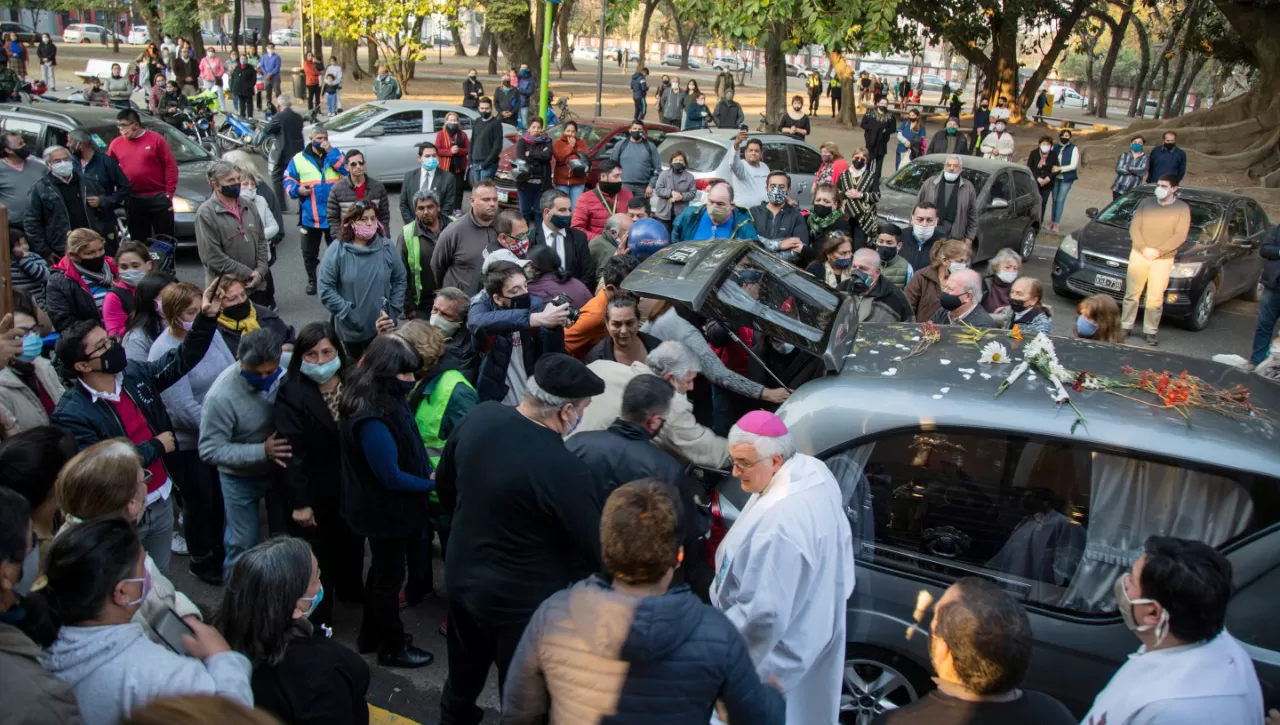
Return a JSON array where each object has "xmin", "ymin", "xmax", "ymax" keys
[
  {"xmin": 401, "ymin": 141, "xmax": 460, "ymax": 223},
  {"xmin": 531, "ymin": 189, "xmax": 597, "ymax": 290},
  {"xmin": 262, "ymin": 93, "xmax": 304, "ymax": 210}
]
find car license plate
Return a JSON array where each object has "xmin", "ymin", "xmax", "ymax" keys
[
  {"xmin": 1094, "ymin": 274, "xmax": 1123, "ymax": 292},
  {"xmin": 497, "ymin": 190, "xmax": 510, "ymax": 202}
]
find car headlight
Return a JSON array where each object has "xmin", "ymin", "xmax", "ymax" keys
[
  {"xmin": 1170, "ymin": 262, "xmax": 1202, "ymax": 279},
  {"xmin": 1058, "ymin": 234, "xmax": 1078, "ymax": 258},
  {"xmin": 171, "ymin": 196, "xmax": 196, "ymax": 213}
]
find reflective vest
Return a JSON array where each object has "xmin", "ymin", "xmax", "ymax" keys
[
  {"xmin": 403, "ymin": 221, "xmax": 426, "ymax": 306},
  {"xmin": 290, "ymin": 150, "xmax": 345, "ymax": 228},
  {"xmin": 807, "ymin": 74, "xmax": 821, "ymax": 90},
  {"xmin": 413, "ymin": 369, "xmax": 473, "ymax": 502}
]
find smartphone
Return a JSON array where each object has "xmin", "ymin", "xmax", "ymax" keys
[
  {"xmin": 150, "ymin": 606, "xmax": 195, "ymax": 656},
  {"xmin": 213, "ymin": 272, "xmax": 225, "ymax": 294},
  {"xmin": 737, "ymin": 123, "xmax": 750, "ymax": 132}
]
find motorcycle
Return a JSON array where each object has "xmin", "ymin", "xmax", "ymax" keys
[
  {"xmin": 216, "ymin": 113, "xmax": 269, "ymax": 155},
  {"xmin": 164, "ymin": 107, "xmax": 218, "ymax": 154}
]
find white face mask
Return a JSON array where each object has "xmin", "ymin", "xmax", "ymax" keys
[
  {"xmin": 1040, "ymin": 144, "xmax": 1051, "ymax": 154},
  {"xmin": 943, "ymin": 171, "xmax": 960, "ymax": 182},
  {"xmin": 240, "ymin": 188, "xmax": 257, "ymax": 202},
  {"xmin": 996, "ymin": 270, "xmax": 1018, "ymax": 284},
  {"xmin": 1115, "ymin": 574, "xmax": 1170, "ymax": 646},
  {"xmin": 912, "ymin": 224, "xmax": 935, "ymax": 242},
  {"xmin": 1155, "ymin": 187, "xmax": 1171, "ymax": 201},
  {"xmin": 948, "ymin": 261, "xmax": 969, "ymax": 274}
]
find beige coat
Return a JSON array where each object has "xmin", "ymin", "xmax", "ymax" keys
[
  {"xmin": 573, "ymin": 359, "xmax": 727, "ymax": 469},
  {"xmin": 0, "ymin": 359, "xmax": 65, "ymax": 434}
]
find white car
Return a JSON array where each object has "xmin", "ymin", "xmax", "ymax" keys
[
  {"xmin": 710, "ymin": 56, "xmax": 744, "ymax": 72},
  {"xmin": 660, "ymin": 53, "xmax": 701, "ymax": 69},
  {"xmin": 1049, "ymin": 86, "xmax": 1088, "ymax": 109},
  {"xmin": 270, "ymin": 28, "xmax": 301, "ymax": 46},
  {"xmin": 126, "ymin": 26, "xmax": 149, "ymax": 44},
  {"xmin": 62, "ymin": 24, "xmax": 112, "ymax": 44}
]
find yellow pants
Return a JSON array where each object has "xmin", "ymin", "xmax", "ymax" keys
[{"xmin": 1120, "ymin": 251, "xmax": 1174, "ymax": 335}]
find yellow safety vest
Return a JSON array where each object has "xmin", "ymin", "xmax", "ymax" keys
[{"xmin": 413, "ymin": 369, "xmax": 473, "ymax": 502}]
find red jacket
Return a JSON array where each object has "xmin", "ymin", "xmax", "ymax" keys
[
  {"xmin": 107, "ymin": 130, "xmax": 178, "ymax": 197},
  {"xmin": 435, "ymin": 127, "xmax": 469, "ymax": 176},
  {"xmin": 570, "ymin": 187, "xmax": 633, "ymax": 239}
]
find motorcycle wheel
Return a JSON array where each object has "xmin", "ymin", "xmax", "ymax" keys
[
  {"xmin": 201, "ymin": 138, "xmax": 220, "ymax": 157},
  {"xmin": 258, "ymin": 135, "xmax": 276, "ymax": 158}
]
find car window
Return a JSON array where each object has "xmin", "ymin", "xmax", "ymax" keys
[
  {"xmin": 3, "ymin": 119, "xmax": 43, "ymax": 152},
  {"xmin": 430, "ymin": 110, "xmax": 473, "ymax": 132},
  {"xmin": 374, "ymin": 110, "xmax": 423, "ymax": 135},
  {"xmin": 1225, "ymin": 562, "xmax": 1280, "ymax": 653},
  {"xmin": 793, "ymin": 144, "xmax": 822, "ymax": 174},
  {"xmin": 825, "ymin": 428, "xmax": 1278, "ymax": 615},
  {"xmin": 1014, "ymin": 171, "xmax": 1038, "ymax": 199},
  {"xmin": 659, "ymin": 136, "xmax": 726, "ymax": 172},
  {"xmin": 597, "ymin": 132, "xmax": 627, "ymax": 161},
  {"xmin": 1096, "ymin": 193, "xmax": 1224, "ymax": 244},
  {"xmin": 647, "ymin": 129, "xmax": 669, "ymax": 146},
  {"xmin": 83, "ymin": 121, "xmax": 212, "ymax": 163},
  {"xmin": 989, "ymin": 172, "xmax": 1013, "ymax": 203},
  {"xmin": 885, "ymin": 161, "xmax": 989, "ymax": 195},
  {"xmin": 325, "ymin": 104, "xmax": 386, "ymax": 133},
  {"xmin": 1246, "ymin": 202, "xmax": 1270, "ymax": 236},
  {"xmin": 762, "ymin": 142, "xmax": 790, "ymax": 173}
]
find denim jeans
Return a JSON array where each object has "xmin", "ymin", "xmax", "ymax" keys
[
  {"xmin": 555, "ymin": 184, "xmax": 585, "ymax": 209},
  {"xmin": 1052, "ymin": 179, "xmax": 1074, "ymax": 224},
  {"xmin": 517, "ymin": 184, "xmax": 542, "ymax": 226},
  {"xmin": 136, "ymin": 494, "xmax": 174, "ymax": 576},
  {"xmin": 518, "ymin": 106, "xmax": 531, "ymax": 128},
  {"xmin": 220, "ymin": 471, "xmax": 273, "ymax": 579},
  {"xmin": 326, "ymin": 92, "xmax": 339, "ymax": 115},
  {"xmin": 1251, "ymin": 285, "xmax": 1280, "ymax": 364},
  {"xmin": 469, "ymin": 163, "xmax": 497, "ymax": 188}
]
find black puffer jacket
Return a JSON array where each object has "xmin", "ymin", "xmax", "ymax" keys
[
  {"xmin": 502, "ymin": 575, "xmax": 785, "ymax": 725},
  {"xmin": 1262, "ymin": 225, "xmax": 1280, "ymax": 290},
  {"xmin": 24, "ymin": 171, "xmax": 114, "ymax": 258},
  {"xmin": 469, "ymin": 293, "xmax": 564, "ymax": 403}
]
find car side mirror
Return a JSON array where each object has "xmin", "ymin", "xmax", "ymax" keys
[
  {"xmin": 360, "ymin": 126, "xmax": 385, "ymax": 138},
  {"xmin": 1085, "ymin": 207, "xmax": 1099, "ymax": 219},
  {"xmin": 989, "ymin": 197, "xmax": 1009, "ymax": 210}
]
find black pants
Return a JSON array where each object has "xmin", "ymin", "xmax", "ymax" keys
[
  {"xmin": 270, "ymin": 159, "xmax": 288, "ymax": 213},
  {"xmin": 633, "ymin": 96, "xmax": 646, "ymax": 120},
  {"xmin": 406, "ymin": 513, "xmax": 450, "ymax": 603},
  {"xmin": 831, "ymin": 91, "xmax": 842, "ymax": 116},
  {"xmin": 306, "ymin": 83, "xmax": 321, "ymax": 110},
  {"xmin": 439, "ymin": 602, "xmax": 531, "ymax": 725},
  {"xmin": 870, "ymin": 153, "xmax": 888, "ymax": 186},
  {"xmin": 170, "ymin": 449, "xmax": 224, "ymax": 581},
  {"xmin": 290, "ymin": 504, "xmax": 364, "ymax": 631},
  {"xmin": 809, "ymin": 89, "xmax": 821, "ymax": 114},
  {"xmin": 126, "ymin": 194, "xmax": 175, "ymax": 242},
  {"xmin": 301, "ymin": 226, "xmax": 333, "ymax": 279},
  {"xmin": 361, "ymin": 533, "xmax": 413, "ymax": 653},
  {"xmin": 1039, "ymin": 186, "xmax": 1053, "ymax": 220},
  {"xmin": 235, "ymin": 94, "xmax": 254, "ymax": 118}
]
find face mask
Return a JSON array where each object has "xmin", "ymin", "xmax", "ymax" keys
[
  {"xmin": 51, "ymin": 160, "xmax": 75, "ymax": 180},
  {"xmin": 1163, "ymin": 142, "xmax": 1175, "ymax": 150},
  {"xmin": 386, "ymin": 377, "xmax": 415, "ymax": 399},
  {"xmin": 832, "ymin": 256, "xmax": 852, "ymax": 270},
  {"xmin": 92, "ymin": 341, "xmax": 128, "ymax": 375},
  {"xmin": 446, "ymin": 122, "xmax": 460, "ymax": 131},
  {"xmin": 119, "ymin": 269, "xmax": 147, "ymax": 287},
  {"xmin": 599, "ymin": 181, "xmax": 622, "ymax": 196},
  {"xmin": 946, "ymin": 127, "xmax": 957, "ymax": 135},
  {"xmin": 241, "ymin": 188, "xmax": 257, "ymax": 202},
  {"xmin": 912, "ymin": 224, "xmax": 935, "ymax": 242},
  {"xmin": 948, "ymin": 261, "xmax": 968, "ymax": 274},
  {"xmin": 1039, "ymin": 144, "xmax": 1051, "ymax": 154},
  {"xmin": 943, "ymin": 171, "xmax": 960, "ymax": 182},
  {"xmin": 18, "ymin": 332, "xmax": 43, "ymax": 362},
  {"xmin": 994, "ymin": 123, "xmax": 1005, "ymax": 132},
  {"xmin": 852, "ymin": 158, "xmax": 866, "ymax": 170},
  {"xmin": 981, "ymin": 105, "xmax": 989, "ymax": 110},
  {"xmin": 771, "ymin": 341, "xmax": 795, "ymax": 355},
  {"xmin": 812, "ymin": 203, "xmax": 833, "ymax": 218},
  {"xmin": 503, "ymin": 232, "xmax": 530, "ymax": 257},
  {"xmin": 519, "ymin": 69, "xmax": 530, "ymax": 77},
  {"xmin": 310, "ymin": 142, "xmax": 326, "ymax": 155},
  {"xmin": 179, "ymin": 319, "xmax": 194, "ymax": 332},
  {"xmin": 877, "ymin": 105, "xmax": 887, "ymax": 112},
  {"xmin": 1060, "ymin": 136, "xmax": 1071, "ymax": 144},
  {"xmin": 241, "ymin": 367, "xmax": 283, "ymax": 392},
  {"xmin": 430, "ymin": 313, "xmax": 461, "ymax": 337},
  {"xmin": 300, "ymin": 357, "xmax": 341, "ymax": 385},
  {"xmin": 507, "ymin": 293, "xmax": 532, "ymax": 310},
  {"xmin": 223, "ymin": 299, "xmax": 252, "ymax": 321},
  {"xmin": 1076, "ymin": 315, "xmax": 1098, "ymax": 338},
  {"xmin": 11, "ymin": 147, "xmax": 31, "ymax": 160},
  {"xmin": 469, "ymin": 74, "xmax": 477, "ymax": 80},
  {"xmin": 628, "ymin": 130, "xmax": 647, "ymax": 142},
  {"xmin": 352, "ymin": 221, "xmax": 378, "ymax": 240},
  {"xmin": 708, "ymin": 205, "xmax": 731, "ymax": 225},
  {"xmin": 550, "ymin": 213, "xmax": 572, "ymax": 230},
  {"xmin": 849, "ymin": 269, "xmax": 872, "ymax": 294},
  {"xmin": 766, "ymin": 187, "xmax": 787, "ymax": 205},
  {"xmin": 299, "ymin": 583, "xmax": 324, "ymax": 618},
  {"xmin": 422, "ymin": 156, "xmax": 439, "ymax": 171},
  {"xmin": 1154, "ymin": 187, "xmax": 1171, "ymax": 201},
  {"xmin": 479, "ymin": 110, "xmax": 492, "ymax": 119},
  {"xmin": 561, "ymin": 405, "xmax": 582, "ymax": 438},
  {"xmin": 120, "ymin": 569, "xmax": 153, "ymax": 608},
  {"xmin": 219, "ymin": 183, "xmax": 241, "ymax": 199},
  {"xmin": 1009, "ymin": 298, "xmax": 1028, "ymax": 313},
  {"xmin": 877, "ymin": 245, "xmax": 898, "ymax": 263},
  {"xmin": 670, "ymin": 162, "xmax": 686, "ymax": 173},
  {"xmin": 78, "ymin": 255, "xmax": 106, "ymax": 273},
  {"xmin": 1131, "ymin": 143, "xmax": 1144, "ymax": 152},
  {"xmin": 996, "ymin": 270, "xmax": 1018, "ymax": 284},
  {"xmin": 688, "ymin": 85, "xmax": 695, "ymax": 92},
  {"xmin": 1114, "ymin": 574, "xmax": 1170, "ymax": 646},
  {"xmin": 938, "ymin": 291, "xmax": 965, "ymax": 311}
]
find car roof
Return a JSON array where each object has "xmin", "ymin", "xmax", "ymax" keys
[
  {"xmin": 662, "ymin": 129, "xmax": 808, "ymax": 146},
  {"xmin": 783, "ymin": 323, "xmax": 1280, "ymax": 477},
  {"xmin": 0, "ymin": 103, "xmax": 125, "ymax": 126},
  {"xmin": 574, "ymin": 117, "xmax": 678, "ymax": 130},
  {"xmin": 367, "ymin": 100, "xmax": 476, "ymax": 112},
  {"xmin": 909, "ymin": 153, "xmax": 1029, "ymax": 175},
  {"xmin": 1124, "ymin": 183, "xmax": 1254, "ymax": 206}
]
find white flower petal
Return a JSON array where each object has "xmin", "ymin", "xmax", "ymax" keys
[
  {"xmin": 882, "ymin": 367, "xmax": 898, "ymax": 376},
  {"xmin": 940, "ymin": 359, "xmax": 951, "ymax": 365},
  {"xmin": 932, "ymin": 394, "xmax": 944, "ymax": 399}
]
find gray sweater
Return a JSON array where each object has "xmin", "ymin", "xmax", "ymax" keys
[
  {"xmin": 609, "ymin": 139, "xmax": 662, "ymax": 187},
  {"xmin": 198, "ymin": 362, "xmax": 284, "ymax": 477},
  {"xmin": 0, "ymin": 159, "xmax": 46, "ymax": 224},
  {"xmin": 317, "ymin": 235, "xmax": 407, "ymax": 343},
  {"xmin": 149, "ymin": 328, "xmax": 236, "ymax": 450},
  {"xmin": 122, "ymin": 327, "xmax": 156, "ymax": 363},
  {"xmin": 643, "ymin": 308, "xmax": 764, "ymax": 400}
]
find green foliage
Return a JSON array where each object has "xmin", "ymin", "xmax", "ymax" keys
[
  {"xmin": 312, "ymin": 0, "xmax": 451, "ymax": 80},
  {"xmin": 486, "ymin": 0, "xmax": 536, "ymax": 36},
  {"xmin": 701, "ymin": 0, "xmax": 898, "ymax": 55}
]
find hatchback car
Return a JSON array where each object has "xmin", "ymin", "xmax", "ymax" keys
[
  {"xmin": 269, "ymin": 28, "xmax": 301, "ymax": 45},
  {"xmin": 661, "ymin": 53, "xmax": 701, "ymax": 69},
  {"xmin": 315, "ymin": 100, "xmax": 517, "ymax": 185},
  {"xmin": 495, "ymin": 117, "xmax": 676, "ymax": 206},
  {"xmin": 0, "ymin": 103, "xmax": 215, "ymax": 245},
  {"xmin": 656, "ymin": 129, "xmax": 824, "ymax": 209},
  {"xmin": 710, "ymin": 56, "xmax": 744, "ymax": 72},
  {"xmin": 876, "ymin": 154, "xmax": 1041, "ymax": 264},
  {"xmin": 0, "ymin": 22, "xmax": 40, "ymax": 44},
  {"xmin": 621, "ymin": 238, "xmax": 1280, "ymax": 722},
  {"xmin": 1051, "ymin": 186, "xmax": 1270, "ymax": 330},
  {"xmin": 62, "ymin": 24, "xmax": 112, "ymax": 44},
  {"xmin": 1049, "ymin": 86, "xmax": 1088, "ymax": 109},
  {"xmin": 126, "ymin": 26, "xmax": 150, "ymax": 45}
]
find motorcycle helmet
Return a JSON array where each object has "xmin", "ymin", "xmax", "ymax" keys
[
  {"xmin": 628, "ymin": 218, "xmax": 671, "ymax": 260},
  {"xmin": 510, "ymin": 157, "xmax": 531, "ymax": 185},
  {"xmin": 567, "ymin": 151, "xmax": 590, "ymax": 178}
]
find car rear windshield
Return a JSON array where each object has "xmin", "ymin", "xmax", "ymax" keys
[
  {"xmin": 659, "ymin": 137, "xmax": 727, "ymax": 172},
  {"xmin": 545, "ymin": 123, "xmax": 610, "ymax": 149},
  {"xmin": 1096, "ymin": 193, "xmax": 1223, "ymax": 244},
  {"xmin": 85, "ymin": 122, "xmax": 212, "ymax": 164},
  {"xmin": 886, "ymin": 161, "xmax": 989, "ymax": 194},
  {"xmin": 325, "ymin": 104, "xmax": 385, "ymax": 132}
]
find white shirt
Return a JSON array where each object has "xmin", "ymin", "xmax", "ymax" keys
[
  {"xmin": 729, "ymin": 152, "xmax": 771, "ymax": 209},
  {"xmin": 419, "ymin": 167, "xmax": 436, "ymax": 194},
  {"xmin": 542, "ymin": 223, "xmax": 566, "ymax": 267},
  {"xmin": 80, "ymin": 374, "xmax": 123, "ymax": 403}
]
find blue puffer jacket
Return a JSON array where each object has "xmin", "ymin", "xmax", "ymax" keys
[
  {"xmin": 283, "ymin": 146, "xmax": 347, "ymax": 229},
  {"xmin": 467, "ymin": 291, "xmax": 565, "ymax": 403},
  {"xmin": 502, "ymin": 575, "xmax": 785, "ymax": 725}
]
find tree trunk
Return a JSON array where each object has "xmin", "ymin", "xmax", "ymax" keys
[
  {"xmin": 636, "ymin": 0, "xmax": 658, "ymax": 69},
  {"xmin": 136, "ymin": 0, "xmax": 161, "ymax": 42},
  {"xmin": 1081, "ymin": 23, "xmax": 1105, "ymax": 115},
  {"xmin": 335, "ymin": 39, "xmax": 366, "ymax": 81},
  {"xmin": 826, "ymin": 46, "xmax": 858, "ymax": 127},
  {"xmin": 1127, "ymin": 15, "xmax": 1151, "ymax": 116},
  {"xmin": 1014, "ymin": 0, "xmax": 1092, "ymax": 115},
  {"xmin": 478, "ymin": 27, "xmax": 491, "ymax": 57},
  {"xmin": 487, "ymin": 32, "xmax": 499, "ymax": 74},
  {"xmin": 558, "ymin": 0, "xmax": 577, "ymax": 71},
  {"xmin": 232, "ymin": 0, "xmax": 242, "ymax": 53},
  {"xmin": 761, "ymin": 26, "xmax": 786, "ymax": 130},
  {"xmin": 366, "ymin": 37, "xmax": 379, "ymax": 76},
  {"xmin": 666, "ymin": 0, "xmax": 696, "ymax": 71},
  {"xmin": 982, "ymin": 16, "xmax": 1020, "ymax": 116},
  {"xmin": 1095, "ymin": 1, "xmax": 1133, "ymax": 119},
  {"xmin": 452, "ymin": 13, "xmax": 467, "ymax": 56},
  {"xmin": 261, "ymin": 0, "xmax": 271, "ymax": 45},
  {"xmin": 1173, "ymin": 54, "xmax": 1207, "ymax": 116},
  {"xmin": 1162, "ymin": 45, "xmax": 1189, "ymax": 118},
  {"xmin": 408, "ymin": 16, "xmax": 425, "ymax": 79}
]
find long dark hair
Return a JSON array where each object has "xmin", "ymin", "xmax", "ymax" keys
[
  {"xmin": 528, "ymin": 244, "xmax": 570, "ymax": 283},
  {"xmin": 338, "ymin": 200, "xmax": 379, "ymax": 243},
  {"xmin": 125, "ymin": 272, "xmax": 175, "ymax": 339},
  {"xmin": 42, "ymin": 517, "xmax": 141, "ymax": 627},
  {"xmin": 216, "ymin": 536, "xmax": 313, "ymax": 667},
  {"xmin": 338, "ymin": 334, "xmax": 421, "ymax": 419},
  {"xmin": 287, "ymin": 321, "xmax": 347, "ymax": 381}
]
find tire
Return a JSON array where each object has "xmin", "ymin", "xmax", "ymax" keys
[
  {"xmin": 1182, "ymin": 280, "xmax": 1216, "ymax": 331},
  {"xmin": 840, "ymin": 644, "xmax": 932, "ymax": 725},
  {"xmin": 1020, "ymin": 225, "xmax": 1037, "ymax": 259}
]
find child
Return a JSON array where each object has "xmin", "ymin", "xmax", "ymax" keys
[
  {"xmin": 323, "ymin": 72, "xmax": 341, "ymax": 116},
  {"xmin": 9, "ymin": 228, "xmax": 49, "ymax": 307}
]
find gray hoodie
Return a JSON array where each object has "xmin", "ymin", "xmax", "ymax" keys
[
  {"xmin": 43, "ymin": 623, "xmax": 252, "ymax": 725},
  {"xmin": 317, "ymin": 235, "xmax": 407, "ymax": 343}
]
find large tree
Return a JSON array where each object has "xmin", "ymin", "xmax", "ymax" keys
[{"xmin": 312, "ymin": 0, "xmax": 450, "ymax": 83}]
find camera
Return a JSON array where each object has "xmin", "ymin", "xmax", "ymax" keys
[{"xmin": 550, "ymin": 294, "xmax": 581, "ymax": 325}]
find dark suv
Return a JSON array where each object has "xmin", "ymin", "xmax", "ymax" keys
[{"xmin": 1051, "ymin": 186, "xmax": 1271, "ymax": 330}]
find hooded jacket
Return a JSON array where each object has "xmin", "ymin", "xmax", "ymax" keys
[
  {"xmin": 630, "ymin": 71, "xmax": 649, "ymax": 99},
  {"xmin": 671, "ymin": 205, "xmax": 758, "ymax": 244},
  {"xmin": 43, "ymin": 623, "xmax": 253, "ymax": 725},
  {"xmin": 44, "ymin": 255, "xmax": 120, "ymax": 331},
  {"xmin": 318, "ymin": 235, "xmax": 408, "ymax": 344},
  {"xmin": 502, "ymin": 575, "xmax": 785, "ymax": 725},
  {"xmin": 468, "ymin": 292, "xmax": 566, "ymax": 403}
]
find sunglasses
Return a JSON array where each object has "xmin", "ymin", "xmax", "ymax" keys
[{"xmin": 346, "ymin": 160, "xmax": 365, "ymax": 167}]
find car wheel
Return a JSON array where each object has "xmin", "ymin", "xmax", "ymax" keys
[
  {"xmin": 80, "ymin": 38, "xmax": 88, "ymax": 44},
  {"xmin": 1020, "ymin": 225, "xmax": 1037, "ymax": 259},
  {"xmin": 840, "ymin": 645, "xmax": 930, "ymax": 725},
  {"xmin": 1183, "ymin": 280, "xmax": 1216, "ymax": 331}
]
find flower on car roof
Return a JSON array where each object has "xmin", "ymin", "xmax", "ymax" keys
[{"xmin": 978, "ymin": 342, "xmax": 1010, "ymax": 364}]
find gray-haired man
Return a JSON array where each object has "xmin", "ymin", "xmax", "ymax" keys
[
  {"xmin": 194, "ymin": 160, "xmax": 269, "ymax": 302},
  {"xmin": 24, "ymin": 144, "xmax": 113, "ymax": 259},
  {"xmin": 400, "ymin": 187, "xmax": 452, "ymax": 319},
  {"xmin": 587, "ymin": 212, "xmax": 633, "ymax": 272}
]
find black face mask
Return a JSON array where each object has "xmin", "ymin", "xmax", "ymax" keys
[
  {"xmin": 1009, "ymin": 298, "xmax": 1028, "ymax": 313},
  {"xmin": 219, "ymin": 183, "xmax": 241, "ymax": 199},
  {"xmin": 812, "ymin": 203, "xmax": 833, "ymax": 218},
  {"xmin": 849, "ymin": 269, "xmax": 872, "ymax": 295},
  {"xmin": 599, "ymin": 181, "xmax": 622, "ymax": 196},
  {"xmin": 630, "ymin": 131, "xmax": 645, "ymax": 141},
  {"xmin": 78, "ymin": 255, "xmax": 106, "ymax": 273},
  {"xmin": 939, "ymin": 292, "xmax": 965, "ymax": 311},
  {"xmin": 851, "ymin": 158, "xmax": 866, "ymax": 170},
  {"xmin": 389, "ymin": 378, "xmax": 416, "ymax": 399},
  {"xmin": 92, "ymin": 342, "xmax": 128, "ymax": 375},
  {"xmin": 507, "ymin": 293, "xmax": 532, "ymax": 309},
  {"xmin": 223, "ymin": 299, "xmax": 252, "ymax": 321},
  {"xmin": 1163, "ymin": 142, "xmax": 1176, "ymax": 150},
  {"xmin": 11, "ymin": 146, "xmax": 30, "ymax": 160},
  {"xmin": 479, "ymin": 110, "xmax": 492, "ymax": 119},
  {"xmin": 670, "ymin": 162, "xmax": 686, "ymax": 173},
  {"xmin": 1060, "ymin": 137, "xmax": 1071, "ymax": 144},
  {"xmin": 877, "ymin": 245, "xmax": 898, "ymax": 263},
  {"xmin": 310, "ymin": 142, "xmax": 326, "ymax": 155}
]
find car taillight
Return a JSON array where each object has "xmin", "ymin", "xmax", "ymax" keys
[
  {"xmin": 705, "ymin": 489, "xmax": 727, "ymax": 570},
  {"xmin": 694, "ymin": 177, "xmax": 723, "ymax": 191}
]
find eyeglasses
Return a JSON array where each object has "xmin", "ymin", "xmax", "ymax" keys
[
  {"xmin": 86, "ymin": 337, "xmax": 114, "ymax": 358},
  {"xmin": 731, "ymin": 458, "xmax": 764, "ymax": 473}
]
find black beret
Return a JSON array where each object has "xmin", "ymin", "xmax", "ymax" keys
[{"xmin": 534, "ymin": 353, "xmax": 606, "ymax": 399}]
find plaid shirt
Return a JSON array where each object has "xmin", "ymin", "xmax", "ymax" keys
[{"xmin": 1112, "ymin": 151, "xmax": 1150, "ymax": 194}]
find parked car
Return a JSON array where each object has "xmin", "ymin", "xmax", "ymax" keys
[
  {"xmin": 710, "ymin": 56, "xmax": 744, "ymax": 72},
  {"xmin": 914, "ymin": 73, "xmax": 947, "ymax": 91},
  {"xmin": 660, "ymin": 53, "xmax": 701, "ymax": 69},
  {"xmin": 876, "ymin": 154, "xmax": 1041, "ymax": 263},
  {"xmin": 574, "ymin": 46, "xmax": 601, "ymax": 60},
  {"xmin": 318, "ymin": 100, "xmax": 517, "ymax": 186},
  {"xmin": 200, "ymin": 29, "xmax": 219, "ymax": 45},
  {"xmin": 61, "ymin": 24, "xmax": 113, "ymax": 44},
  {"xmin": 0, "ymin": 22, "xmax": 40, "ymax": 45},
  {"xmin": 126, "ymin": 25, "xmax": 150, "ymax": 45},
  {"xmin": 269, "ymin": 27, "xmax": 301, "ymax": 45},
  {"xmin": 1048, "ymin": 85, "xmax": 1088, "ymax": 109},
  {"xmin": 603, "ymin": 47, "xmax": 639, "ymax": 63},
  {"xmin": 495, "ymin": 117, "xmax": 676, "ymax": 207},
  {"xmin": 1051, "ymin": 186, "xmax": 1270, "ymax": 330},
  {"xmin": 620, "ymin": 236, "xmax": 1280, "ymax": 722},
  {"xmin": 0, "ymin": 103, "xmax": 215, "ymax": 245},
  {"xmin": 786, "ymin": 62, "xmax": 806, "ymax": 78},
  {"xmin": 655, "ymin": 129, "xmax": 824, "ymax": 209}
]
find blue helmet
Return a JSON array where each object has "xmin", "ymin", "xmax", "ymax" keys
[{"xmin": 628, "ymin": 218, "xmax": 671, "ymax": 260}]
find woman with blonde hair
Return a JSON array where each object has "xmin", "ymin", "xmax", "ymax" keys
[
  {"xmin": 904, "ymin": 238, "xmax": 970, "ymax": 322},
  {"xmin": 45, "ymin": 228, "xmax": 118, "ymax": 331},
  {"xmin": 1076, "ymin": 294, "xmax": 1124, "ymax": 343},
  {"xmin": 53, "ymin": 439, "xmax": 204, "ymax": 637},
  {"xmin": 812, "ymin": 141, "xmax": 849, "ymax": 193},
  {"xmin": 835, "ymin": 146, "xmax": 880, "ymax": 247},
  {"xmin": 149, "ymin": 282, "xmax": 235, "ymax": 584}
]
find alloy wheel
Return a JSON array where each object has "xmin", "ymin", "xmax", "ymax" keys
[
  {"xmin": 840, "ymin": 657, "xmax": 920, "ymax": 725},
  {"xmin": 1021, "ymin": 227, "xmax": 1037, "ymax": 259},
  {"xmin": 1192, "ymin": 282, "xmax": 1216, "ymax": 329}
]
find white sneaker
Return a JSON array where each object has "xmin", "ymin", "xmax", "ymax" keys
[{"xmin": 171, "ymin": 532, "xmax": 189, "ymax": 556}]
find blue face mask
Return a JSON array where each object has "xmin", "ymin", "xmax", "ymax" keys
[
  {"xmin": 300, "ymin": 357, "xmax": 341, "ymax": 385},
  {"xmin": 1076, "ymin": 315, "xmax": 1099, "ymax": 338},
  {"xmin": 422, "ymin": 157, "xmax": 439, "ymax": 171},
  {"xmin": 299, "ymin": 583, "xmax": 324, "ymax": 618},
  {"xmin": 241, "ymin": 367, "xmax": 283, "ymax": 392},
  {"xmin": 1130, "ymin": 143, "xmax": 1144, "ymax": 153},
  {"xmin": 18, "ymin": 332, "xmax": 43, "ymax": 362},
  {"xmin": 832, "ymin": 257, "xmax": 853, "ymax": 269}
]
